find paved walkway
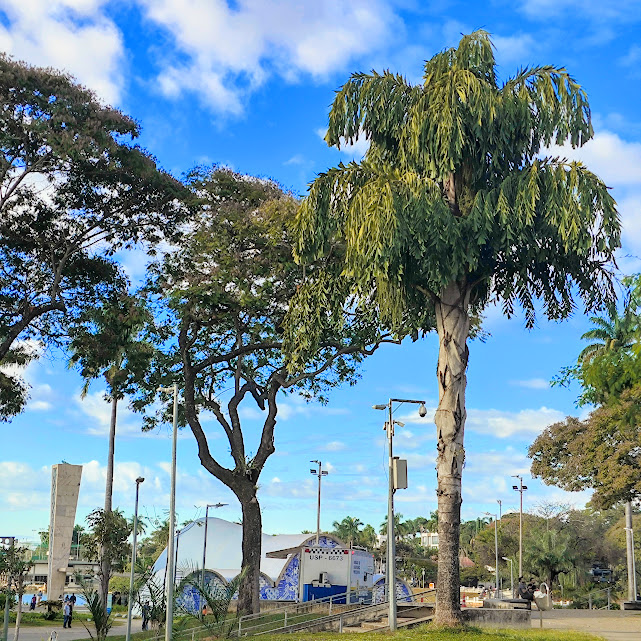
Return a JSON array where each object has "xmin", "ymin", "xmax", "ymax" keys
[
  {"xmin": 532, "ymin": 609, "xmax": 641, "ymax": 641},
  {"xmin": 15, "ymin": 619, "xmax": 139, "ymax": 641}
]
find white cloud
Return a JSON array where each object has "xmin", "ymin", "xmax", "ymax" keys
[
  {"xmin": 520, "ymin": 0, "xmax": 641, "ymax": 21},
  {"xmin": 324, "ymin": 441, "xmax": 346, "ymax": 452},
  {"xmin": 550, "ymin": 131, "xmax": 641, "ymax": 187},
  {"xmin": 466, "ymin": 406, "xmax": 565, "ymax": 438},
  {"xmin": 492, "ymin": 33, "xmax": 537, "ymax": 64},
  {"xmin": 140, "ymin": 0, "xmax": 399, "ymax": 114},
  {"xmin": 0, "ymin": 0, "xmax": 125, "ymax": 105},
  {"xmin": 510, "ymin": 378, "xmax": 549, "ymax": 390},
  {"xmin": 316, "ymin": 127, "xmax": 370, "ymax": 159}
]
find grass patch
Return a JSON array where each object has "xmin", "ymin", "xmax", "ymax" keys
[
  {"xmin": 9, "ymin": 611, "xmax": 97, "ymax": 626},
  {"xmin": 65, "ymin": 625, "xmax": 605, "ymax": 641},
  {"xmin": 243, "ymin": 627, "xmax": 606, "ymax": 641}
]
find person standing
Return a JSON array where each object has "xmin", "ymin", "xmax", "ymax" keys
[
  {"xmin": 142, "ymin": 601, "xmax": 150, "ymax": 631},
  {"xmin": 30, "ymin": 596, "xmax": 36, "ymax": 611},
  {"xmin": 62, "ymin": 599, "xmax": 71, "ymax": 628}
]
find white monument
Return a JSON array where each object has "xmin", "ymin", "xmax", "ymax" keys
[{"xmin": 47, "ymin": 463, "xmax": 82, "ymax": 601}]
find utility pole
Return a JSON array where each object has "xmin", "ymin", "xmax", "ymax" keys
[
  {"xmin": 484, "ymin": 513, "xmax": 499, "ymax": 598},
  {"xmin": 125, "ymin": 478, "xmax": 144, "ymax": 641},
  {"xmin": 158, "ymin": 383, "xmax": 179, "ymax": 641},
  {"xmin": 374, "ymin": 398, "xmax": 426, "ymax": 631},
  {"xmin": 309, "ymin": 461, "xmax": 328, "ymax": 545},
  {"xmin": 200, "ymin": 502, "xmax": 227, "ymax": 616},
  {"xmin": 511, "ymin": 476, "xmax": 527, "ymax": 577},
  {"xmin": 625, "ymin": 502, "xmax": 638, "ymax": 603}
]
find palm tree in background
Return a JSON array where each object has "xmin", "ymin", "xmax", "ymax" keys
[
  {"xmin": 68, "ymin": 291, "xmax": 154, "ymax": 606},
  {"xmin": 579, "ymin": 298, "xmax": 639, "ymax": 363},
  {"xmin": 332, "ymin": 516, "xmax": 364, "ymax": 546}
]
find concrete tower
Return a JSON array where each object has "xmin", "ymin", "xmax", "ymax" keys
[{"xmin": 48, "ymin": 463, "xmax": 82, "ymax": 601}]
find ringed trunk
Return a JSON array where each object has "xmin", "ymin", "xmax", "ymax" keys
[
  {"xmin": 434, "ymin": 281, "xmax": 470, "ymax": 625},
  {"xmin": 237, "ymin": 492, "xmax": 262, "ymax": 615}
]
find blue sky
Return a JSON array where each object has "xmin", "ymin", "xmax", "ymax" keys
[{"xmin": 2, "ymin": 0, "xmax": 641, "ymax": 542}]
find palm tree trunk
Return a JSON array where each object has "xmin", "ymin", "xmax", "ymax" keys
[
  {"xmin": 434, "ymin": 281, "xmax": 470, "ymax": 625},
  {"xmin": 237, "ymin": 492, "xmax": 262, "ymax": 615},
  {"xmin": 100, "ymin": 395, "xmax": 118, "ymax": 608}
]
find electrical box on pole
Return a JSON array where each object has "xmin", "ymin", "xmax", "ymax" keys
[{"xmin": 393, "ymin": 457, "xmax": 407, "ymax": 490}]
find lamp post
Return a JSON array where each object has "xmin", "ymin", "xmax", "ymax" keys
[
  {"xmin": 502, "ymin": 557, "xmax": 514, "ymax": 598},
  {"xmin": 497, "ymin": 499, "xmax": 502, "ymax": 521},
  {"xmin": 309, "ymin": 461, "xmax": 328, "ymax": 545},
  {"xmin": 1, "ymin": 536, "xmax": 15, "ymax": 641},
  {"xmin": 126, "ymin": 477, "xmax": 144, "ymax": 641},
  {"xmin": 158, "ymin": 383, "xmax": 179, "ymax": 641},
  {"xmin": 373, "ymin": 398, "xmax": 427, "ymax": 631},
  {"xmin": 200, "ymin": 502, "xmax": 227, "ymax": 615},
  {"xmin": 484, "ymin": 512, "xmax": 499, "ymax": 599},
  {"xmin": 511, "ymin": 475, "xmax": 527, "ymax": 577}
]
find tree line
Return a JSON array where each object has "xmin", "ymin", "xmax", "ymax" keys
[{"xmin": 0, "ymin": 27, "xmax": 627, "ymax": 625}]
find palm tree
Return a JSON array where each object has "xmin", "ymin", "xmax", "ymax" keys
[
  {"xmin": 579, "ymin": 300, "xmax": 639, "ymax": 363},
  {"xmin": 524, "ymin": 529, "xmax": 576, "ymax": 588},
  {"xmin": 332, "ymin": 516, "xmax": 363, "ymax": 546},
  {"xmin": 293, "ymin": 30, "xmax": 619, "ymax": 623},
  {"xmin": 68, "ymin": 291, "xmax": 153, "ymax": 606}
]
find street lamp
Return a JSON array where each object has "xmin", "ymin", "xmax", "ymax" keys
[
  {"xmin": 373, "ymin": 398, "xmax": 426, "ymax": 631},
  {"xmin": 126, "ymin": 477, "xmax": 144, "ymax": 641},
  {"xmin": 158, "ymin": 383, "xmax": 179, "ymax": 641},
  {"xmin": 511, "ymin": 475, "xmax": 528, "ymax": 577},
  {"xmin": 200, "ymin": 502, "xmax": 228, "ymax": 614},
  {"xmin": 483, "ymin": 512, "xmax": 499, "ymax": 599},
  {"xmin": 497, "ymin": 499, "xmax": 502, "ymax": 521},
  {"xmin": 502, "ymin": 557, "xmax": 514, "ymax": 598},
  {"xmin": 309, "ymin": 461, "xmax": 328, "ymax": 545}
]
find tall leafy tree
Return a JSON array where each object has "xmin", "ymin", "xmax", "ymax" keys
[
  {"xmin": 0, "ymin": 54, "xmax": 186, "ymax": 418},
  {"xmin": 68, "ymin": 292, "xmax": 154, "ymax": 607},
  {"xmin": 136, "ymin": 167, "xmax": 394, "ymax": 614},
  {"xmin": 292, "ymin": 31, "xmax": 620, "ymax": 623},
  {"xmin": 530, "ymin": 293, "xmax": 641, "ymax": 600},
  {"xmin": 0, "ymin": 544, "xmax": 33, "ymax": 641}
]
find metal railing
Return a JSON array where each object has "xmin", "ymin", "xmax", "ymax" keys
[
  {"xmin": 237, "ymin": 590, "xmax": 362, "ymax": 636},
  {"xmin": 587, "ymin": 586, "xmax": 613, "ymax": 610}
]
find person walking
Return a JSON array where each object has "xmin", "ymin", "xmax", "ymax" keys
[
  {"xmin": 62, "ymin": 599, "xmax": 71, "ymax": 628},
  {"xmin": 30, "ymin": 596, "xmax": 36, "ymax": 611}
]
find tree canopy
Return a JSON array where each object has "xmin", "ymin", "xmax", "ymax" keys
[
  {"xmin": 292, "ymin": 30, "xmax": 620, "ymax": 624},
  {"xmin": 134, "ymin": 166, "xmax": 393, "ymax": 614},
  {"xmin": 0, "ymin": 54, "xmax": 187, "ymax": 419}
]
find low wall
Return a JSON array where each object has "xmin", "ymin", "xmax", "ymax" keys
[{"xmin": 462, "ymin": 608, "xmax": 531, "ymax": 628}]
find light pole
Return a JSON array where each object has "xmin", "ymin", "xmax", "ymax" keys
[
  {"xmin": 1, "ymin": 536, "xmax": 15, "ymax": 641},
  {"xmin": 373, "ymin": 398, "xmax": 427, "ymax": 631},
  {"xmin": 158, "ymin": 383, "xmax": 179, "ymax": 641},
  {"xmin": 309, "ymin": 461, "xmax": 328, "ymax": 545},
  {"xmin": 200, "ymin": 502, "xmax": 227, "ymax": 614},
  {"xmin": 126, "ymin": 477, "xmax": 144, "ymax": 641},
  {"xmin": 502, "ymin": 557, "xmax": 514, "ymax": 598},
  {"xmin": 497, "ymin": 499, "xmax": 502, "ymax": 520},
  {"xmin": 484, "ymin": 512, "xmax": 499, "ymax": 599},
  {"xmin": 511, "ymin": 475, "xmax": 528, "ymax": 577}
]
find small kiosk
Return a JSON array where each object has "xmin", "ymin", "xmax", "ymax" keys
[{"xmin": 299, "ymin": 546, "xmax": 374, "ymax": 603}]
